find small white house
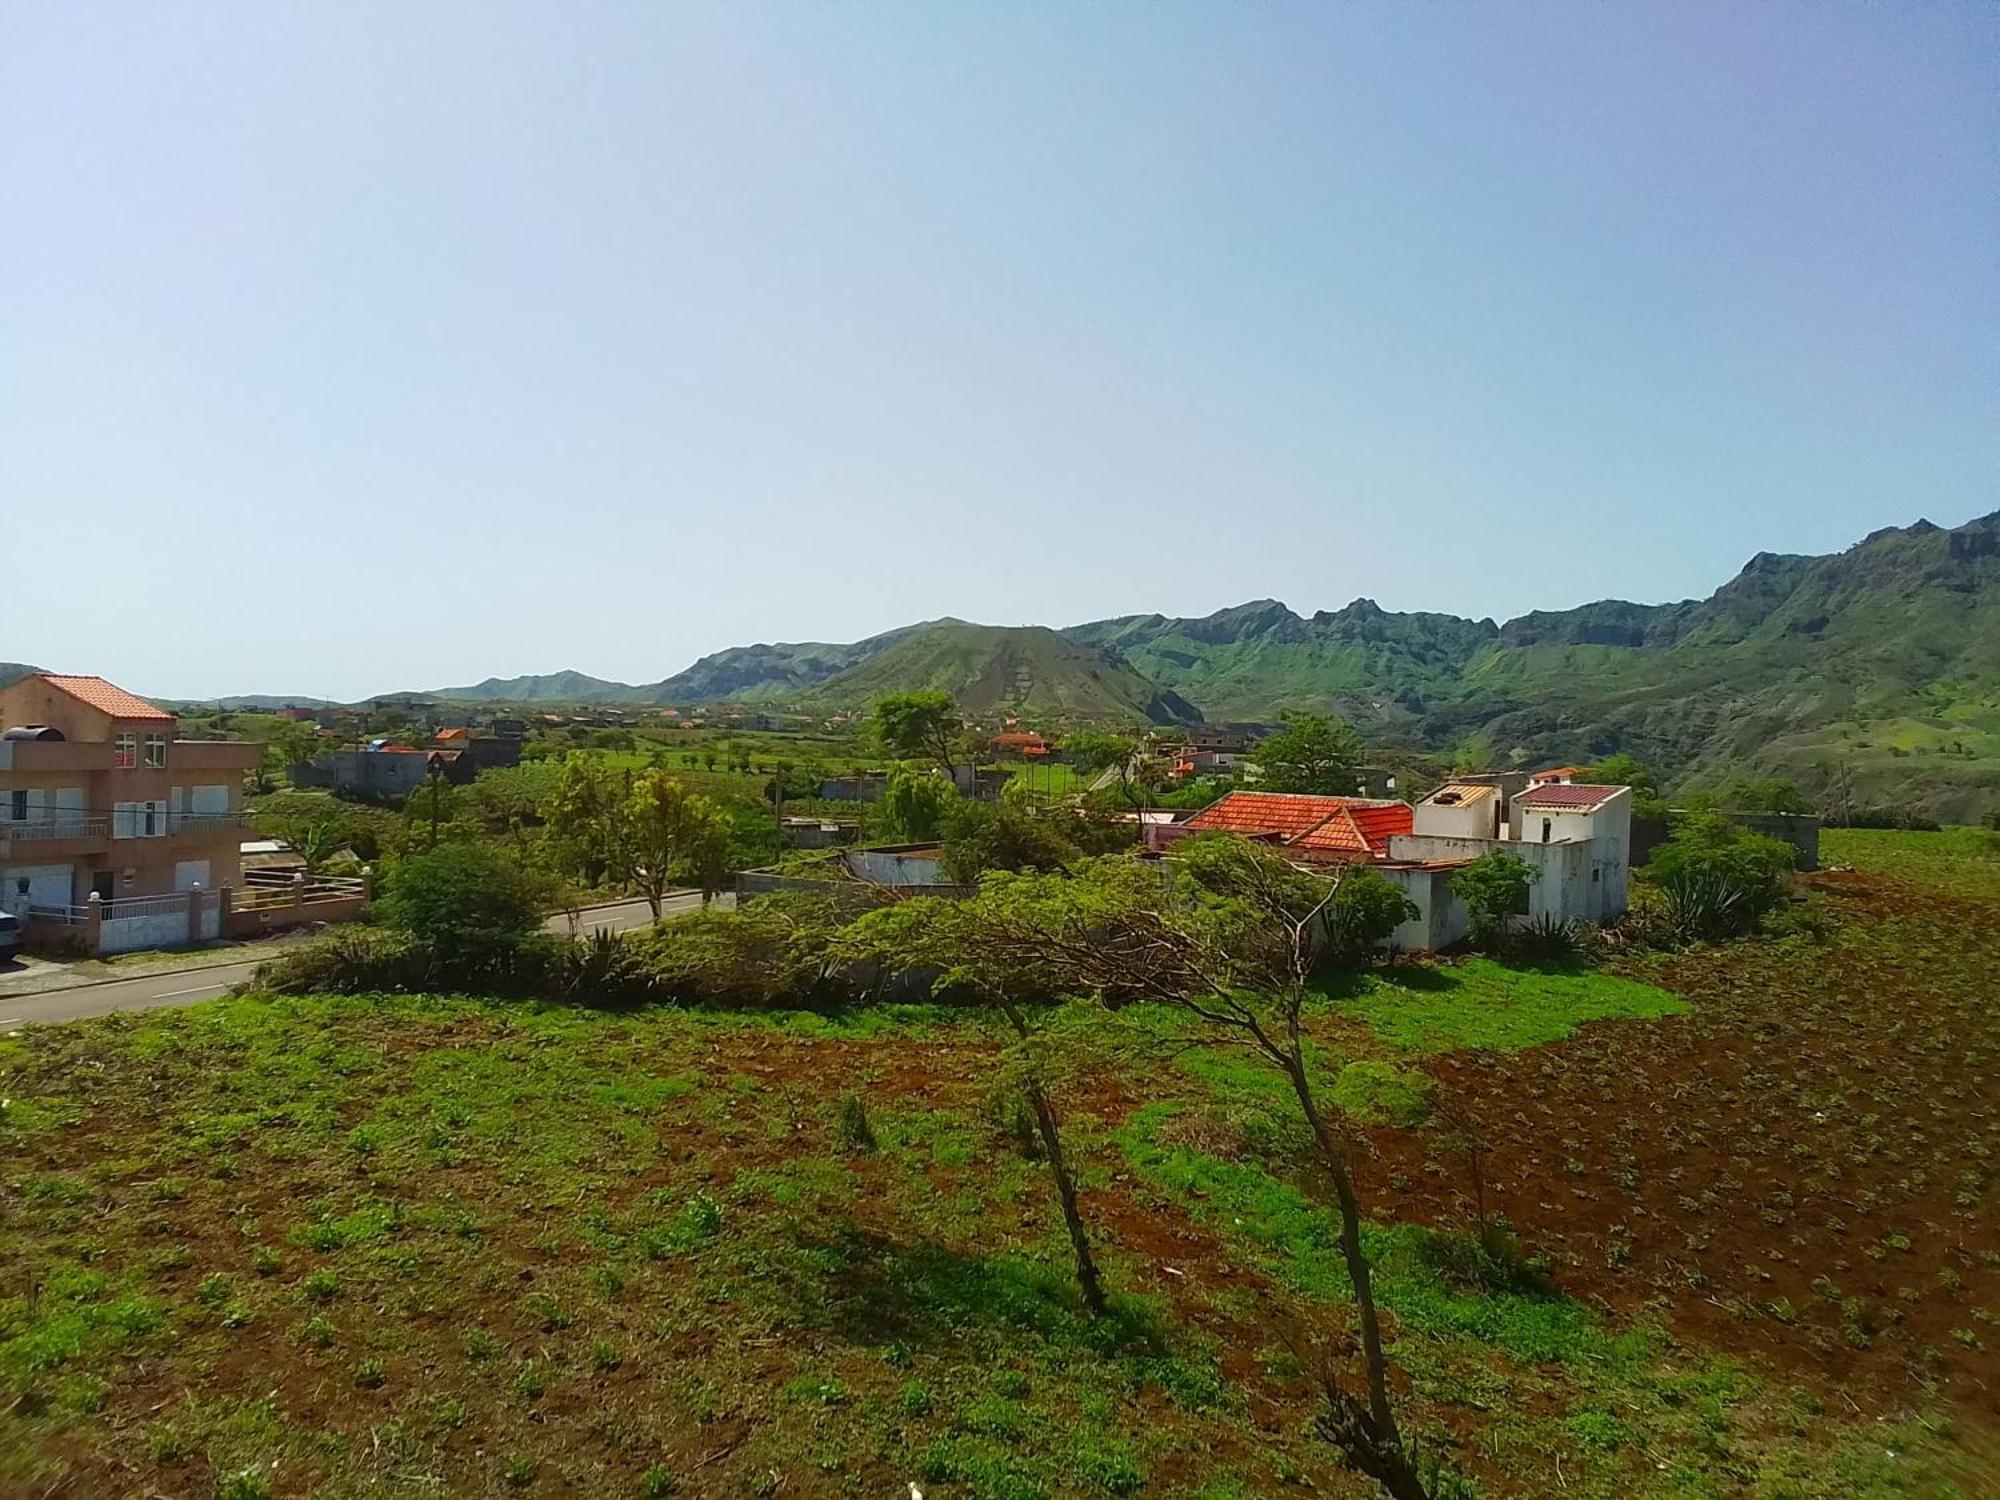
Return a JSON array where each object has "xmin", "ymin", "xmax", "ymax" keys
[
  {"xmin": 1386, "ymin": 782, "xmax": 1634, "ymax": 940},
  {"xmin": 1412, "ymin": 782, "xmax": 1504, "ymax": 840}
]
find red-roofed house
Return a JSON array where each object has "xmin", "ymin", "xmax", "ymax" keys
[
  {"xmin": 990, "ymin": 731, "xmax": 1051, "ymax": 758},
  {"xmin": 1177, "ymin": 791, "xmax": 1412, "ymax": 862},
  {"xmin": 0, "ymin": 673, "xmax": 261, "ymax": 916}
]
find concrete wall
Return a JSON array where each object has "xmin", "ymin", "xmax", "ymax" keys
[
  {"xmin": 1379, "ymin": 864, "xmax": 1469, "ymax": 952},
  {"xmin": 840, "ymin": 846, "xmax": 949, "ymax": 886},
  {"xmin": 294, "ymin": 750, "xmax": 436, "ymax": 797},
  {"xmin": 1413, "ymin": 795, "xmax": 1497, "ymax": 841},
  {"xmin": 1388, "ymin": 833, "xmax": 1616, "ymax": 925}
]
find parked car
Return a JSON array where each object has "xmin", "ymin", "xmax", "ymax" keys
[{"xmin": 0, "ymin": 912, "xmax": 21, "ymax": 962}]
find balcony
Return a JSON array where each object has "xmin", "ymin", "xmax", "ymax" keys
[
  {"xmin": 0, "ymin": 815, "xmax": 111, "ymax": 859},
  {"xmin": 0, "ymin": 740, "xmax": 113, "ymax": 773},
  {"xmin": 170, "ymin": 740, "xmax": 262, "ymax": 772},
  {"xmin": 106, "ymin": 809, "xmax": 246, "ymax": 841}
]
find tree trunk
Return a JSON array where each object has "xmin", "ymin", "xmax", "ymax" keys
[
  {"xmin": 1000, "ymin": 1000, "xmax": 1107, "ymax": 1317},
  {"xmin": 1283, "ymin": 1053, "xmax": 1429, "ymax": 1498}
]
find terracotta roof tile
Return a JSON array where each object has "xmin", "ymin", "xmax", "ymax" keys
[
  {"xmin": 1292, "ymin": 802, "xmax": 1414, "ymax": 857},
  {"xmin": 33, "ymin": 674, "xmax": 175, "ymax": 721},
  {"xmin": 1184, "ymin": 791, "xmax": 1412, "ymax": 858},
  {"xmin": 1516, "ymin": 783, "xmax": 1625, "ymax": 810}
]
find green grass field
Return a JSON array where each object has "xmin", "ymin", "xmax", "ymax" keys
[{"xmin": 0, "ymin": 832, "xmax": 1992, "ymax": 1496}]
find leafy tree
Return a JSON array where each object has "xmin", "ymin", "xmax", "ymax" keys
[
  {"xmin": 1325, "ymin": 865, "xmax": 1420, "ymax": 962},
  {"xmin": 1704, "ymin": 776, "xmax": 1813, "ymax": 815},
  {"xmin": 941, "ymin": 802, "xmax": 1079, "ymax": 886},
  {"xmin": 872, "ymin": 769, "xmax": 959, "ymax": 843},
  {"xmin": 265, "ymin": 813, "xmax": 348, "ymax": 876},
  {"xmin": 379, "ymin": 843, "xmax": 547, "ymax": 968},
  {"xmin": 1450, "ymin": 850, "xmax": 1536, "ymax": 945},
  {"xmin": 623, "ymin": 771, "xmax": 734, "ymax": 919},
  {"xmin": 843, "ymin": 846, "xmax": 1439, "ymax": 1495},
  {"xmin": 1064, "ymin": 732, "xmax": 1139, "ymax": 802},
  {"xmin": 543, "ymin": 754, "xmax": 628, "ymax": 893},
  {"xmin": 871, "ymin": 691, "xmax": 966, "ymax": 778},
  {"xmin": 1582, "ymin": 752, "xmax": 1654, "ymax": 796},
  {"xmin": 1254, "ymin": 712, "xmax": 1365, "ymax": 795}
]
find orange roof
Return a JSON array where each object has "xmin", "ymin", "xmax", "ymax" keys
[
  {"xmin": 32, "ymin": 674, "xmax": 174, "ymax": 721},
  {"xmin": 1531, "ymin": 765, "xmax": 1587, "ymax": 781},
  {"xmin": 991, "ymin": 732, "xmax": 1047, "ymax": 747},
  {"xmin": 1291, "ymin": 802, "xmax": 1414, "ymax": 858},
  {"xmin": 1183, "ymin": 791, "xmax": 1411, "ymax": 859},
  {"xmin": 436, "ymin": 727, "xmax": 470, "ymax": 740}
]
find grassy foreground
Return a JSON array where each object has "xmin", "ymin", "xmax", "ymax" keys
[{"xmin": 0, "ymin": 832, "xmax": 1994, "ymax": 1497}]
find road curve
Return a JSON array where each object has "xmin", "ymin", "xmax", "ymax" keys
[{"xmin": 0, "ymin": 892, "xmax": 720, "ymax": 1032}]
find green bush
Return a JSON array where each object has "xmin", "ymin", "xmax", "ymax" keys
[
  {"xmin": 1648, "ymin": 813, "xmax": 1795, "ymax": 939},
  {"xmin": 1450, "ymin": 850, "xmax": 1536, "ymax": 946},
  {"xmin": 378, "ymin": 843, "xmax": 549, "ymax": 968},
  {"xmin": 1323, "ymin": 865, "xmax": 1418, "ymax": 962}
]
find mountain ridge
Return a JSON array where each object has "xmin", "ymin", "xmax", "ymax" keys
[{"xmin": 278, "ymin": 509, "xmax": 1996, "ymax": 817}]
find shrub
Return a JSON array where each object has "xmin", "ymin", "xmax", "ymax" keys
[
  {"xmin": 1516, "ymin": 912, "xmax": 1586, "ymax": 961},
  {"xmin": 1450, "ymin": 850, "xmax": 1536, "ymax": 946},
  {"xmin": 1323, "ymin": 865, "xmax": 1418, "ymax": 962},
  {"xmin": 833, "ymin": 1093, "xmax": 876, "ymax": 1153},
  {"xmin": 1648, "ymin": 813, "xmax": 1794, "ymax": 939},
  {"xmin": 378, "ymin": 843, "xmax": 548, "ymax": 968},
  {"xmin": 940, "ymin": 802, "xmax": 1078, "ymax": 885}
]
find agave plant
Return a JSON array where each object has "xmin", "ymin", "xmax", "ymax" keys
[{"xmin": 1659, "ymin": 866, "xmax": 1751, "ymax": 942}]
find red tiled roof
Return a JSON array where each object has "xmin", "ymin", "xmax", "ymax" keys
[
  {"xmin": 1183, "ymin": 791, "xmax": 1412, "ymax": 859},
  {"xmin": 436, "ymin": 727, "xmax": 470, "ymax": 740},
  {"xmin": 1185, "ymin": 791, "xmax": 1356, "ymax": 841},
  {"xmin": 1291, "ymin": 802, "xmax": 1414, "ymax": 857},
  {"xmin": 1516, "ymin": 783, "xmax": 1624, "ymax": 810},
  {"xmin": 1530, "ymin": 765, "xmax": 1587, "ymax": 781},
  {"xmin": 33, "ymin": 674, "xmax": 175, "ymax": 721}
]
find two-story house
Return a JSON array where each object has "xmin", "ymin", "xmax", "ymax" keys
[{"xmin": 0, "ymin": 675, "xmax": 261, "ymax": 913}]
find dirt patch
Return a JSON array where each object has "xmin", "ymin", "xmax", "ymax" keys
[{"xmin": 1353, "ymin": 869, "xmax": 1999, "ymax": 1414}]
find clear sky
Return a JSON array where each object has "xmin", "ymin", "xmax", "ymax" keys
[{"xmin": 3, "ymin": 3, "xmax": 1993, "ymax": 701}]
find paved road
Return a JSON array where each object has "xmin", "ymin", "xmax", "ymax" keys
[{"xmin": 0, "ymin": 893, "xmax": 719, "ymax": 1033}]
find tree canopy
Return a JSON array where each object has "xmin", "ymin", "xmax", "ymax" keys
[
  {"xmin": 870, "ymin": 691, "xmax": 966, "ymax": 777},
  {"xmin": 1254, "ymin": 712, "xmax": 1365, "ymax": 795}
]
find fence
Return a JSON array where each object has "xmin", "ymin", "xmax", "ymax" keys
[{"xmin": 20, "ymin": 877, "xmax": 370, "ymax": 955}]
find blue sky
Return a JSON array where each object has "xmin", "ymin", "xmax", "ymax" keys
[{"xmin": 3, "ymin": 2, "xmax": 1992, "ymax": 700}]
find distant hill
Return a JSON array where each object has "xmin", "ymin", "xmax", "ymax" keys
[
  {"xmin": 428, "ymin": 671, "xmax": 644, "ymax": 704},
  {"xmin": 0, "ymin": 663, "xmax": 42, "ymax": 691},
  {"xmin": 641, "ymin": 623, "xmax": 925, "ymax": 705},
  {"xmin": 1067, "ymin": 598, "xmax": 1498, "ymax": 726},
  {"xmin": 313, "ymin": 509, "xmax": 1996, "ymax": 817},
  {"xmin": 807, "ymin": 622, "xmax": 1202, "ymax": 724}
]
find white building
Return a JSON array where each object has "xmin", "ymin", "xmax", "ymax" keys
[{"xmin": 1375, "ymin": 781, "xmax": 1633, "ymax": 950}]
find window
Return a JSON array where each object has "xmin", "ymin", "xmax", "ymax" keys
[
  {"xmin": 1541, "ymin": 818, "xmax": 1552, "ymax": 843},
  {"xmin": 112, "ymin": 801, "xmax": 166, "ymax": 838},
  {"xmin": 143, "ymin": 735, "xmax": 167, "ymax": 768},
  {"xmin": 114, "ymin": 733, "xmax": 138, "ymax": 769},
  {"xmin": 8, "ymin": 790, "xmax": 25, "ymax": 822}
]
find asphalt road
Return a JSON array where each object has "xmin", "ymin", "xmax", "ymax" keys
[{"xmin": 0, "ymin": 893, "xmax": 717, "ymax": 1033}]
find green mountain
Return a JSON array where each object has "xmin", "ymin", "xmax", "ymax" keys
[
  {"xmin": 806, "ymin": 622, "xmax": 1202, "ymax": 724},
  {"xmin": 1068, "ymin": 598, "xmax": 1498, "ymax": 725},
  {"xmin": 1066, "ymin": 511, "xmax": 2000, "ymax": 819},
  {"xmin": 429, "ymin": 671, "xmax": 643, "ymax": 704},
  {"xmin": 641, "ymin": 624, "xmax": 924, "ymax": 705},
  {"xmin": 0, "ymin": 663, "xmax": 41, "ymax": 691},
  {"xmin": 359, "ymin": 510, "xmax": 1995, "ymax": 818}
]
